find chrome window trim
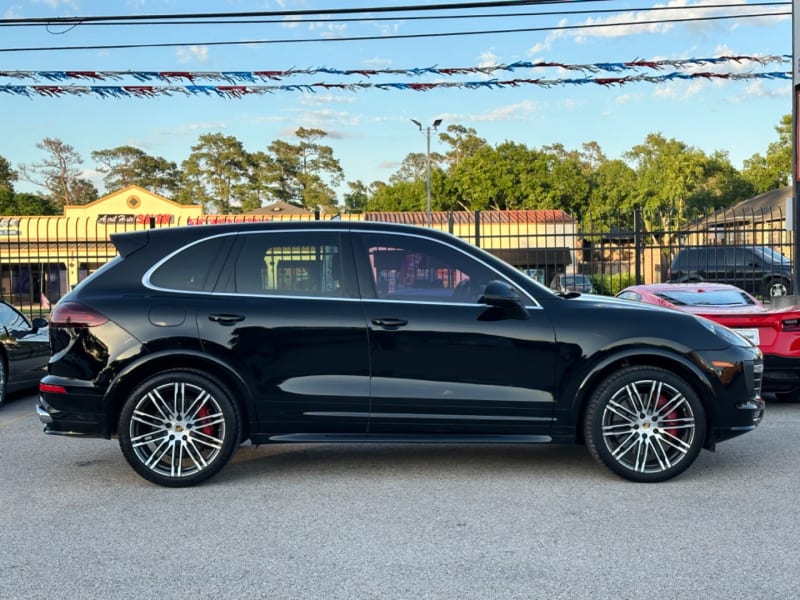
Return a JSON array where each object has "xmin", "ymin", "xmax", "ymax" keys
[
  {"xmin": 142, "ymin": 231, "xmax": 242, "ymax": 292},
  {"xmin": 356, "ymin": 229, "xmax": 540, "ymax": 308},
  {"xmin": 141, "ymin": 226, "xmax": 540, "ymax": 308}
]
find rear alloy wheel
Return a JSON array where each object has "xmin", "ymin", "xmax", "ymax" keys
[
  {"xmin": 766, "ymin": 278, "xmax": 789, "ymax": 298},
  {"xmin": 118, "ymin": 370, "xmax": 240, "ymax": 487},
  {"xmin": 584, "ymin": 366, "xmax": 706, "ymax": 482}
]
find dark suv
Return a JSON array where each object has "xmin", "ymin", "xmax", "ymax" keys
[
  {"xmin": 668, "ymin": 245, "xmax": 793, "ymax": 298},
  {"xmin": 37, "ymin": 221, "xmax": 764, "ymax": 486}
]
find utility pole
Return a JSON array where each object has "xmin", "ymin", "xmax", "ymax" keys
[{"xmin": 411, "ymin": 118, "xmax": 442, "ymax": 226}]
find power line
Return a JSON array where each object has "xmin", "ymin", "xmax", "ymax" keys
[
  {"xmin": 0, "ymin": 1, "xmax": 787, "ymax": 28},
  {"xmin": 0, "ymin": 10, "xmax": 788, "ymax": 53},
  {"xmin": 0, "ymin": 1, "xmax": 616, "ymax": 25}
]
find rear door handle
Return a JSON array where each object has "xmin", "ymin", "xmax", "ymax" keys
[
  {"xmin": 208, "ymin": 314, "xmax": 246, "ymax": 325},
  {"xmin": 371, "ymin": 318, "xmax": 408, "ymax": 329}
]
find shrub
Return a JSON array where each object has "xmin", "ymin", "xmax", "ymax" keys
[{"xmin": 590, "ymin": 273, "xmax": 637, "ymax": 296}]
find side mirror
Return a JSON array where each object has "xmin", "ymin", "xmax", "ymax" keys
[
  {"xmin": 31, "ymin": 317, "xmax": 48, "ymax": 333},
  {"xmin": 479, "ymin": 280, "xmax": 529, "ymax": 319}
]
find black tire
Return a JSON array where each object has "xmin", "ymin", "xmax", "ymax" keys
[
  {"xmin": 118, "ymin": 370, "xmax": 241, "ymax": 487},
  {"xmin": 765, "ymin": 278, "xmax": 789, "ymax": 298},
  {"xmin": 0, "ymin": 358, "xmax": 6, "ymax": 407},
  {"xmin": 584, "ymin": 366, "xmax": 706, "ymax": 483}
]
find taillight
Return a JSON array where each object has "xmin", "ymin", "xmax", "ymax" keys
[
  {"xmin": 49, "ymin": 301, "xmax": 109, "ymax": 327},
  {"xmin": 783, "ymin": 318, "xmax": 800, "ymax": 331},
  {"xmin": 39, "ymin": 382, "xmax": 67, "ymax": 394}
]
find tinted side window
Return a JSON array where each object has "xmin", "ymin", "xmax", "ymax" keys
[
  {"xmin": 233, "ymin": 232, "xmax": 349, "ymax": 297},
  {"xmin": 356, "ymin": 233, "xmax": 504, "ymax": 303},
  {"xmin": 0, "ymin": 302, "xmax": 30, "ymax": 331},
  {"xmin": 732, "ymin": 248, "xmax": 750, "ymax": 267},
  {"xmin": 616, "ymin": 291, "xmax": 641, "ymax": 302},
  {"xmin": 150, "ymin": 235, "xmax": 232, "ymax": 292}
]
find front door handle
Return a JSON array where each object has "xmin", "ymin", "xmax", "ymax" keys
[
  {"xmin": 371, "ymin": 318, "xmax": 408, "ymax": 329},
  {"xmin": 208, "ymin": 314, "xmax": 246, "ymax": 325}
]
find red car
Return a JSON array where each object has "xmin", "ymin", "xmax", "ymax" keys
[{"xmin": 617, "ymin": 282, "xmax": 800, "ymax": 400}]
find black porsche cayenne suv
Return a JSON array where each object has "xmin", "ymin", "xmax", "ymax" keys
[{"xmin": 37, "ymin": 221, "xmax": 764, "ymax": 486}]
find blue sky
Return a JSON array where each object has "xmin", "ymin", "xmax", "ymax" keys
[{"xmin": 0, "ymin": 0, "xmax": 793, "ymax": 203}]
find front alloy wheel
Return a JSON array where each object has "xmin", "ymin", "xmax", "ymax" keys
[
  {"xmin": 584, "ymin": 366, "xmax": 706, "ymax": 482},
  {"xmin": 118, "ymin": 370, "xmax": 240, "ymax": 487}
]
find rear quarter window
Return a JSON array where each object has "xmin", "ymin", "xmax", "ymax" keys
[{"xmin": 149, "ymin": 236, "xmax": 233, "ymax": 292}]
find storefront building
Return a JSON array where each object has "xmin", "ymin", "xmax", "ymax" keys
[{"xmin": 1, "ymin": 185, "xmax": 577, "ymax": 313}]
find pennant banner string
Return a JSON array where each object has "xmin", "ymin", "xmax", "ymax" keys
[
  {"xmin": 0, "ymin": 71, "xmax": 790, "ymax": 99},
  {"xmin": 0, "ymin": 54, "xmax": 790, "ymax": 84}
]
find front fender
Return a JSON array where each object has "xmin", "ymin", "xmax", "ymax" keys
[{"xmin": 555, "ymin": 345, "xmax": 717, "ymax": 440}]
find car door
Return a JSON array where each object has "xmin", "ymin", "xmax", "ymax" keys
[
  {"xmin": 352, "ymin": 230, "xmax": 558, "ymax": 435},
  {"xmin": 197, "ymin": 229, "xmax": 371, "ymax": 434},
  {"xmin": 0, "ymin": 303, "xmax": 49, "ymax": 386}
]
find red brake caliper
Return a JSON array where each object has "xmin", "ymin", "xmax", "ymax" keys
[
  {"xmin": 196, "ymin": 405, "xmax": 214, "ymax": 436},
  {"xmin": 657, "ymin": 396, "xmax": 679, "ymax": 438}
]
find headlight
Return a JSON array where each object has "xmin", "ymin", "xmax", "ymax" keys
[{"xmin": 694, "ymin": 315, "xmax": 753, "ymax": 347}]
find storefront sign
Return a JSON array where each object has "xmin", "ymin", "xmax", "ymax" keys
[{"xmin": 97, "ymin": 214, "xmax": 175, "ymax": 225}]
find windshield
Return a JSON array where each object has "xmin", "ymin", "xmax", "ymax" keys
[
  {"xmin": 752, "ymin": 246, "xmax": 791, "ymax": 265},
  {"xmin": 655, "ymin": 289, "xmax": 756, "ymax": 307},
  {"xmin": 563, "ymin": 275, "xmax": 590, "ymax": 285}
]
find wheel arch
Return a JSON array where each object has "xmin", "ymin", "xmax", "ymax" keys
[
  {"xmin": 570, "ymin": 349, "xmax": 715, "ymax": 447},
  {"xmin": 103, "ymin": 350, "xmax": 256, "ymax": 440}
]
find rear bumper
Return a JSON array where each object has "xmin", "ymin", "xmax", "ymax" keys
[
  {"xmin": 762, "ymin": 354, "xmax": 800, "ymax": 397},
  {"xmin": 36, "ymin": 376, "xmax": 110, "ymax": 438}
]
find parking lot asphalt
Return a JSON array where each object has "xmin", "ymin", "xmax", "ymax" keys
[{"xmin": 1, "ymin": 390, "xmax": 799, "ymax": 600}]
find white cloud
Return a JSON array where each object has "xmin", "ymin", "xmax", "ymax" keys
[
  {"xmin": 32, "ymin": 0, "xmax": 78, "ymax": 9},
  {"xmin": 615, "ymin": 93, "xmax": 642, "ymax": 105},
  {"xmin": 530, "ymin": 0, "xmax": 789, "ymax": 49},
  {"xmin": 299, "ymin": 94, "xmax": 356, "ymax": 107},
  {"xmin": 176, "ymin": 45, "xmax": 209, "ymax": 64},
  {"xmin": 363, "ymin": 57, "xmax": 392, "ymax": 68},
  {"xmin": 741, "ymin": 79, "xmax": 792, "ymax": 101},
  {"xmin": 287, "ymin": 108, "xmax": 362, "ymax": 129},
  {"xmin": 441, "ymin": 100, "xmax": 539, "ymax": 124}
]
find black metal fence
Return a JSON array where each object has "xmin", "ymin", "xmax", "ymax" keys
[{"xmin": 1, "ymin": 204, "xmax": 793, "ymax": 318}]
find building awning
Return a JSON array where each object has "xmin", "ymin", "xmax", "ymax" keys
[{"xmin": 489, "ymin": 247, "xmax": 571, "ymax": 268}]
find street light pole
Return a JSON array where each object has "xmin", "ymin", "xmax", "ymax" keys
[{"xmin": 411, "ymin": 118, "xmax": 442, "ymax": 226}]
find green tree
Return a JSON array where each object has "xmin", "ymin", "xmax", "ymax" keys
[
  {"xmin": 0, "ymin": 191, "xmax": 59, "ymax": 215},
  {"xmin": 438, "ymin": 124, "xmax": 487, "ymax": 170},
  {"xmin": 686, "ymin": 150, "xmax": 754, "ymax": 215},
  {"xmin": 238, "ymin": 150, "xmax": 279, "ymax": 212},
  {"xmin": 178, "ymin": 133, "xmax": 250, "ymax": 213},
  {"xmin": 267, "ymin": 127, "xmax": 344, "ymax": 210},
  {"xmin": 343, "ymin": 180, "xmax": 369, "ymax": 213},
  {"xmin": 583, "ymin": 158, "xmax": 637, "ymax": 230},
  {"xmin": 624, "ymin": 133, "xmax": 711, "ymax": 232},
  {"xmin": 18, "ymin": 137, "xmax": 96, "ymax": 206},
  {"xmin": 390, "ymin": 152, "xmax": 433, "ymax": 184},
  {"xmin": 742, "ymin": 113, "xmax": 792, "ymax": 193},
  {"xmin": 448, "ymin": 142, "xmax": 585, "ymax": 211},
  {"xmin": 0, "ymin": 155, "xmax": 17, "ymax": 193},
  {"xmin": 91, "ymin": 146, "xmax": 180, "ymax": 198},
  {"xmin": 366, "ymin": 179, "xmax": 428, "ymax": 211}
]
